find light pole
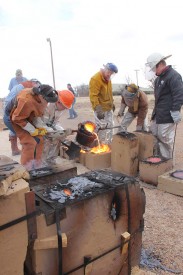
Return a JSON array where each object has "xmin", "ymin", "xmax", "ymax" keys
[
  {"xmin": 134, "ymin": 69, "xmax": 140, "ymax": 86},
  {"xmin": 46, "ymin": 38, "xmax": 56, "ymax": 89}
]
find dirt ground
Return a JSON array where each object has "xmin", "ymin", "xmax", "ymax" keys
[{"xmin": 0, "ymin": 96, "xmax": 183, "ymax": 275}]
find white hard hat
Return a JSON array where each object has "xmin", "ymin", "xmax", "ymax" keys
[{"xmin": 146, "ymin": 53, "xmax": 172, "ymax": 71}]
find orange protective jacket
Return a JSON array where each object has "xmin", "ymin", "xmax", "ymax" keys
[
  {"xmin": 11, "ymin": 88, "xmax": 47, "ymax": 129},
  {"xmin": 11, "ymin": 88, "xmax": 47, "ymax": 167},
  {"xmin": 89, "ymin": 71, "xmax": 113, "ymax": 111}
]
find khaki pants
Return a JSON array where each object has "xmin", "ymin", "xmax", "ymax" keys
[{"xmin": 150, "ymin": 119, "xmax": 176, "ymax": 159}]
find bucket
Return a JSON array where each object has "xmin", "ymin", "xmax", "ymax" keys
[{"xmin": 76, "ymin": 121, "xmax": 98, "ymax": 148}]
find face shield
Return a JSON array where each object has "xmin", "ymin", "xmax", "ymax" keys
[
  {"xmin": 144, "ymin": 65, "xmax": 156, "ymax": 81},
  {"xmin": 103, "ymin": 69, "xmax": 116, "ymax": 81}
]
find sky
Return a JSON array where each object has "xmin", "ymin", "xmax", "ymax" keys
[{"xmin": 1, "ymin": 0, "xmax": 183, "ymax": 97}]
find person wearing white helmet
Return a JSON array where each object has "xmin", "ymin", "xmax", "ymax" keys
[
  {"xmin": 89, "ymin": 62, "xmax": 118, "ymax": 144},
  {"xmin": 146, "ymin": 52, "xmax": 183, "ymax": 159}
]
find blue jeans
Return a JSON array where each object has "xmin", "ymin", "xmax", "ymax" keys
[
  {"xmin": 69, "ymin": 97, "xmax": 77, "ymax": 118},
  {"xmin": 3, "ymin": 113, "xmax": 16, "ymax": 136}
]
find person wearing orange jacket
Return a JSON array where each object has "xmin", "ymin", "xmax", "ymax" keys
[
  {"xmin": 11, "ymin": 85, "xmax": 58, "ymax": 171},
  {"xmin": 3, "ymin": 79, "xmax": 41, "ymax": 156},
  {"xmin": 32, "ymin": 90, "xmax": 75, "ymax": 164}
]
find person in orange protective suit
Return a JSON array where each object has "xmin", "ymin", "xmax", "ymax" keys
[
  {"xmin": 32, "ymin": 89, "xmax": 75, "ymax": 164},
  {"xmin": 11, "ymin": 85, "xmax": 58, "ymax": 171}
]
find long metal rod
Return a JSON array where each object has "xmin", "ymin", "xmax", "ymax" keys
[{"xmin": 47, "ymin": 38, "xmax": 56, "ymax": 89}]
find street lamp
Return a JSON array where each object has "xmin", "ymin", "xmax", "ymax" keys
[
  {"xmin": 134, "ymin": 69, "xmax": 140, "ymax": 86},
  {"xmin": 46, "ymin": 38, "xmax": 56, "ymax": 89}
]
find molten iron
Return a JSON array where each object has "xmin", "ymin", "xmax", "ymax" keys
[
  {"xmin": 90, "ymin": 144, "xmax": 111, "ymax": 154},
  {"xmin": 84, "ymin": 122, "xmax": 96, "ymax": 133},
  {"xmin": 146, "ymin": 157, "xmax": 162, "ymax": 163},
  {"xmin": 64, "ymin": 189, "xmax": 72, "ymax": 196}
]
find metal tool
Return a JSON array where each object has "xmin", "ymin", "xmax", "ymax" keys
[
  {"xmin": 98, "ymin": 125, "xmax": 121, "ymax": 131},
  {"xmin": 61, "ymin": 141, "xmax": 81, "ymax": 159}
]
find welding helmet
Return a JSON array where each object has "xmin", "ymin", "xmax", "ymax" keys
[
  {"xmin": 33, "ymin": 85, "xmax": 58, "ymax": 103},
  {"xmin": 58, "ymin": 90, "xmax": 74, "ymax": 109},
  {"xmin": 104, "ymin": 63, "xmax": 118, "ymax": 73},
  {"xmin": 146, "ymin": 53, "xmax": 172, "ymax": 72}
]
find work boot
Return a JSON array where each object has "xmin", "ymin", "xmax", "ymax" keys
[{"xmin": 9, "ymin": 135, "xmax": 21, "ymax": 156}]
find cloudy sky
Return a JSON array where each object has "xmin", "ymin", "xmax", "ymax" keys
[{"xmin": 1, "ymin": 0, "xmax": 183, "ymax": 97}]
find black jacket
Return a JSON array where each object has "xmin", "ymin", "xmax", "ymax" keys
[{"xmin": 152, "ymin": 66, "xmax": 183, "ymax": 124}]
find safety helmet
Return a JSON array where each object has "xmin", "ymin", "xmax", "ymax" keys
[
  {"xmin": 30, "ymin": 78, "xmax": 42, "ymax": 85},
  {"xmin": 126, "ymin": 83, "xmax": 139, "ymax": 93},
  {"xmin": 33, "ymin": 84, "xmax": 58, "ymax": 103},
  {"xmin": 146, "ymin": 53, "xmax": 172, "ymax": 71},
  {"xmin": 58, "ymin": 90, "xmax": 74, "ymax": 109},
  {"xmin": 104, "ymin": 63, "xmax": 118, "ymax": 73}
]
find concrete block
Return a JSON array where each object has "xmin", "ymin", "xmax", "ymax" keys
[
  {"xmin": 134, "ymin": 131, "xmax": 155, "ymax": 160},
  {"xmin": 0, "ymin": 178, "xmax": 30, "ymax": 275},
  {"xmin": 79, "ymin": 151, "xmax": 88, "ymax": 166},
  {"xmin": 158, "ymin": 169, "xmax": 183, "ymax": 196},
  {"xmin": 139, "ymin": 157, "xmax": 173, "ymax": 186},
  {"xmin": 85, "ymin": 151, "xmax": 111, "ymax": 170},
  {"xmin": 111, "ymin": 133, "xmax": 139, "ymax": 177}
]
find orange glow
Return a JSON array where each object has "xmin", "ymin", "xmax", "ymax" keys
[
  {"xmin": 90, "ymin": 144, "xmax": 111, "ymax": 154},
  {"xmin": 80, "ymin": 149, "xmax": 86, "ymax": 153},
  {"xmin": 64, "ymin": 189, "xmax": 72, "ymax": 196},
  {"xmin": 84, "ymin": 122, "xmax": 95, "ymax": 133},
  {"xmin": 113, "ymin": 202, "xmax": 116, "ymax": 208}
]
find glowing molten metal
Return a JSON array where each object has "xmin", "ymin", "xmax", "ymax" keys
[
  {"xmin": 90, "ymin": 144, "xmax": 111, "ymax": 154},
  {"xmin": 84, "ymin": 122, "xmax": 95, "ymax": 133},
  {"xmin": 146, "ymin": 157, "xmax": 162, "ymax": 163},
  {"xmin": 64, "ymin": 189, "xmax": 72, "ymax": 196}
]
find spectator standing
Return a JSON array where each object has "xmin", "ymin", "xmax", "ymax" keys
[
  {"xmin": 117, "ymin": 83, "xmax": 149, "ymax": 132},
  {"xmin": 8, "ymin": 69, "xmax": 27, "ymax": 91},
  {"xmin": 146, "ymin": 52, "xmax": 183, "ymax": 159},
  {"xmin": 67, "ymin": 83, "xmax": 78, "ymax": 119},
  {"xmin": 89, "ymin": 62, "xmax": 118, "ymax": 144}
]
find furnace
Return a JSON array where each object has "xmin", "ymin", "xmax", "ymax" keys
[
  {"xmin": 26, "ymin": 169, "xmax": 145, "ymax": 275},
  {"xmin": 139, "ymin": 156, "xmax": 173, "ymax": 186}
]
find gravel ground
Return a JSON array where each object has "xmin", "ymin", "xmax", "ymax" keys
[{"xmin": 0, "ymin": 96, "xmax": 183, "ymax": 275}]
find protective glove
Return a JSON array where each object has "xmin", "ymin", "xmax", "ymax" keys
[
  {"xmin": 64, "ymin": 128, "xmax": 73, "ymax": 136},
  {"xmin": 136, "ymin": 125, "xmax": 142, "ymax": 131},
  {"xmin": 53, "ymin": 124, "xmax": 64, "ymax": 131},
  {"xmin": 113, "ymin": 104, "xmax": 115, "ymax": 112},
  {"xmin": 31, "ymin": 128, "xmax": 47, "ymax": 136},
  {"xmin": 117, "ymin": 103, "xmax": 126, "ymax": 117},
  {"xmin": 170, "ymin": 110, "xmax": 181, "ymax": 123},
  {"xmin": 95, "ymin": 105, "xmax": 105, "ymax": 120}
]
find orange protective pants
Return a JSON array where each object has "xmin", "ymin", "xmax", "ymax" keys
[{"xmin": 12, "ymin": 125, "xmax": 44, "ymax": 170}]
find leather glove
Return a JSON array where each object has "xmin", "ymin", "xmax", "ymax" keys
[
  {"xmin": 136, "ymin": 125, "xmax": 142, "ymax": 131},
  {"xmin": 113, "ymin": 104, "xmax": 115, "ymax": 112},
  {"xmin": 170, "ymin": 110, "xmax": 181, "ymax": 123},
  {"xmin": 31, "ymin": 128, "xmax": 47, "ymax": 136},
  {"xmin": 95, "ymin": 105, "xmax": 105, "ymax": 120},
  {"xmin": 117, "ymin": 103, "xmax": 126, "ymax": 117}
]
